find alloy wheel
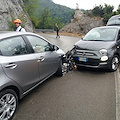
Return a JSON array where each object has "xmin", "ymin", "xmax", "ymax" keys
[
  {"xmin": 0, "ymin": 93, "xmax": 17, "ymax": 120},
  {"xmin": 112, "ymin": 56, "xmax": 119, "ymax": 71}
]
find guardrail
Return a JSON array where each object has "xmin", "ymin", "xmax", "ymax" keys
[{"xmin": 35, "ymin": 29, "xmax": 54, "ymax": 33}]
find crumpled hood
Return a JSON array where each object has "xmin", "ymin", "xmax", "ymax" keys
[{"xmin": 75, "ymin": 40, "xmax": 115, "ymax": 51}]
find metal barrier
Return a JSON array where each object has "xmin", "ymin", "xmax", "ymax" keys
[{"xmin": 35, "ymin": 29, "xmax": 54, "ymax": 33}]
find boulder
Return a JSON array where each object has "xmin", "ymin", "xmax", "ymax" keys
[{"xmin": 60, "ymin": 10, "xmax": 104, "ymax": 35}]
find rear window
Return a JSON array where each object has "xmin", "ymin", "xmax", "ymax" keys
[
  {"xmin": 107, "ymin": 19, "xmax": 120, "ymax": 26},
  {"xmin": 0, "ymin": 36, "xmax": 28, "ymax": 56}
]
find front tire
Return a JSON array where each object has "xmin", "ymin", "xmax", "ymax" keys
[
  {"xmin": 0, "ymin": 89, "xmax": 18, "ymax": 120},
  {"xmin": 56, "ymin": 61, "xmax": 63, "ymax": 77},
  {"xmin": 110, "ymin": 55, "xmax": 119, "ymax": 72}
]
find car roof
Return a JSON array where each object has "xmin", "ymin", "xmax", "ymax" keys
[
  {"xmin": 0, "ymin": 31, "xmax": 44, "ymax": 40},
  {"xmin": 109, "ymin": 15, "xmax": 120, "ymax": 21},
  {"xmin": 93, "ymin": 26, "xmax": 120, "ymax": 30}
]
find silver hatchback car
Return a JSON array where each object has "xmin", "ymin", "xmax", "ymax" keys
[{"xmin": 0, "ymin": 32, "xmax": 64, "ymax": 120}]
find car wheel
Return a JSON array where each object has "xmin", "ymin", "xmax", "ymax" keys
[
  {"xmin": 77, "ymin": 66, "xmax": 83, "ymax": 70},
  {"xmin": 56, "ymin": 60, "xmax": 63, "ymax": 77},
  {"xmin": 110, "ymin": 55, "xmax": 119, "ymax": 72},
  {"xmin": 0, "ymin": 89, "xmax": 18, "ymax": 120}
]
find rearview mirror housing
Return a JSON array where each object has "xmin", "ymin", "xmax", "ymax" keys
[
  {"xmin": 50, "ymin": 44, "xmax": 59, "ymax": 51},
  {"xmin": 53, "ymin": 45, "xmax": 59, "ymax": 51},
  {"xmin": 81, "ymin": 37, "xmax": 84, "ymax": 40}
]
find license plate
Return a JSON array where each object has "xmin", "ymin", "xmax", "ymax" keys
[{"xmin": 78, "ymin": 57, "xmax": 88, "ymax": 62}]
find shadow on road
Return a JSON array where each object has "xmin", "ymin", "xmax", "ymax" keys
[{"xmin": 76, "ymin": 67, "xmax": 109, "ymax": 74}]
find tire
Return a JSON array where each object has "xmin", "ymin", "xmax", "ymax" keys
[
  {"xmin": 110, "ymin": 55, "xmax": 119, "ymax": 72},
  {"xmin": 56, "ymin": 61, "xmax": 63, "ymax": 77},
  {"xmin": 77, "ymin": 66, "xmax": 83, "ymax": 70},
  {"xmin": 0, "ymin": 89, "xmax": 18, "ymax": 120}
]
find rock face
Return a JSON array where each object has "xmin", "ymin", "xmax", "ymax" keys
[
  {"xmin": 0, "ymin": 0, "xmax": 34, "ymax": 32},
  {"xmin": 60, "ymin": 10, "xmax": 104, "ymax": 35}
]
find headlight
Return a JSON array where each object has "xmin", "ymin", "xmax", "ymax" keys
[
  {"xmin": 101, "ymin": 56, "xmax": 108, "ymax": 61},
  {"xmin": 99, "ymin": 49, "xmax": 107, "ymax": 55},
  {"xmin": 71, "ymin": 48, "xmax": 76, "ymax": 54}
]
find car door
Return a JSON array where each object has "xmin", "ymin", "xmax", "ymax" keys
[
  {"xmin": 26, "ymin": 35, "xmax": 59, "ymax": 80},
  {"xmin": 0, "ymin": 36, "xmax": 40, "ymax": 92}
]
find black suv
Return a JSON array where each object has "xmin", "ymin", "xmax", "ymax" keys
[{"xmin": 74, "ymin": 26, "xmax": 120, "ymax": 71}]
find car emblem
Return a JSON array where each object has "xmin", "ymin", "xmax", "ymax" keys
[{"xmin": 82, "ymin": 52, "xmax": 86, "ymax": 56}]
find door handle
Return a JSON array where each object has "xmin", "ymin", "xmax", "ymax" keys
[
  {"xmin": 5, "ymin": 63, "xmax": 17, "ymax": 69},
  {"xmin": 39, "ymin": 56, "xmax": 45, "ymax": 62}
]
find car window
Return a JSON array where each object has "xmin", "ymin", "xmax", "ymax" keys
[
  {"xmin": 0, "ymin": 36, "xmax": 28, "ymax": 56},
  {"xmin": 107, "ymin": 19, "xmax": 120, "ymax": 26},
  {"xmin": 83, "ymin": 28, "xmax": 117, "ymax": 41},
  {"xmin": 26, "ymin": 35, "xmax": 51, "ymax": 53}
]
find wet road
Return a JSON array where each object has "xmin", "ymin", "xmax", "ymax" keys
[{"xmin": 13, "ymin": 34, "xmax": 116, "ymax": 120}]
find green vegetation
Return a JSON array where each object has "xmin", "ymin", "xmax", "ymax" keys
[
  {"xmin": 37, "ymin": 9, "xmax": 64, "ymax": 29},
  {"xmin": 86, "ymin": 4, "xmax": 120, "ymax": 24},
  {"xmin": 22, "ymin": 0, "xmax": 70, "ymax": 29},
  {"xmin": 117, "ymin": 5, "xmax": 120, "ymax": 14},
  {"xmin": 22, "ymin": 0, "xmax": 120, "ymax": 30},
  {"xmin": 38, "ymin": 0, "xmax": 74, "ymax": 24},
  {"xmin": 22, "ymin": 0, "xmax": 40, "ymax": 27}
]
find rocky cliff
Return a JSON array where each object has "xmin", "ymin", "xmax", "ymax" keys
[
  {"xmin": 0, "ymin": 0, "xmax": 34, "ymax": 32},
  {"xmin": 60, "ymin": 10, "xmax": 104, "ymax": 35}
]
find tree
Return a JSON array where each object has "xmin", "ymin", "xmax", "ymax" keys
[
  {"xmin": 53, "ymin": 17, "xmax": 64, "ymax": 30},
  {"xmin": 92, "ymin": 5, "xmax": 104, "ymax": 17},
  {"xmin": 23, "ymin": 0, "xmax": 40, "ymax": 27},
  {"xmin": 103, "ymin": 13, "xmax": 113, "ymax": 23},
  {"xmin": 103, "ymin": 4, "xmax": 114, "ymax": 23},
  {"xmin": 37, "ymin": 9, "xmax": 64, "ymax": 29},
  {"xmin": 103, "ymin": 4, "xmax": 114, "ymax": 14},
  {"xmin": 37, "ymin": 9, "xmax": 53, "ymax": 29},
  {"xmin": 117, "ymin": 4, "xmax": 120, "ymax": 14},
  {"xmin": 91, "ymin": 4, "xmax": 115, "ymax": 23}
]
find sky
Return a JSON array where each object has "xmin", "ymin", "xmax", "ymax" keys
[{"xmin": 52, "ymin": 0, "xmax": 120, "ymax": 10}]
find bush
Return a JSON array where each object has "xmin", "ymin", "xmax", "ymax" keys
[{"xmin": 8, "ymin": 21, "xmax": 16, "ymax": 31}]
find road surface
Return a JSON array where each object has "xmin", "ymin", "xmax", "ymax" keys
[{"xmin": 13, "ymin": 34, "xmax": 116, "ymax": 120}]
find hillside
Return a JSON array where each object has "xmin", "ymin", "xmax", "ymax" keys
[
  {"xmin": 38, "ymin": 0, "xmax": 74, "ymax": 23},
  {"xmin": 60, "ymin": 10, "xmax": 104, "ymax": 35}
]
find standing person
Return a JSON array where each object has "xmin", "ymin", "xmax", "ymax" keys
[
  {"xmin": 14, "ymin": 19, "xmax": 26, "ymax": 32},
  {"xmin": 56, "ymin": 26, "xmax": 60, "ymax": 38}
]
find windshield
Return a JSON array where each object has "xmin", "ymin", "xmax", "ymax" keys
[{"xmin": 83, "ymin": 28, "xmax": 117, "ymax": 41}]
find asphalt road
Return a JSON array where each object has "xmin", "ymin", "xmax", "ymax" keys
[{"xmin": 13, "ymin": 34, "xmax": 116, "ymax": 120}]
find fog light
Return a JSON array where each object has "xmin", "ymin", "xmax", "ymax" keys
[{"xmin": 101, "ymin": 56, "xmax": 108, "ymax": 61}]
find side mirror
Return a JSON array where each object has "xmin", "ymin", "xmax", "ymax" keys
[
  {"xmin": 81, "ymin": 37, "xmax": 84, "ymax": 40},
  {"xmin": 53, "ymin": 45, "xmax": 59, "ymax": 51},
  {"xmin": 50, "ymin": 44, "xmax": 59, "ymax": 51}
]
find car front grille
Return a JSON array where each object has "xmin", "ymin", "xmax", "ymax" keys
[
  {"xmin": 75, "ymin": 49, "xmax": 96, "ymax": 57},
  {"xmin": 74, "ymin": 49, "xmax": 100, "ymax": 66}
]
